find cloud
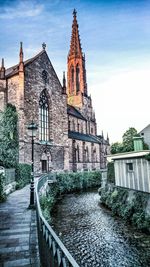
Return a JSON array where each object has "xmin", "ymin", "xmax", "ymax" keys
[
  {"xmin": 91, "ymin": 68, "xmax": 150, "ymax": 143},
  {"xmin": 0, "ymin": 0, "xmax": 44, "ymax": 19}
]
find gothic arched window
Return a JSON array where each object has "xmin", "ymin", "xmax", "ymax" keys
[
  {"xmin": 76, "ymin": 64, "xmax": 80, "ymax": 92},
  {"xmin": 39, "ymin": 90, "xmax": 49, "ymax": 141}
]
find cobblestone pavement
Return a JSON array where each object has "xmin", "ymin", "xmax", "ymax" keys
[{"xmin": 0, "ymin": 185, "xmax": 40, "ymax": 267}]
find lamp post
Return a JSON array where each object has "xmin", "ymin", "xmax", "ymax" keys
[{"xmin": 27, "ymin": 122, "xmax": 38, "ymax": 209}]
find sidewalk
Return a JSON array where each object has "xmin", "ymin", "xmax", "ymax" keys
[{"xmin": 0, "ymin": 184, "xmax": 40, "ymax": 267}]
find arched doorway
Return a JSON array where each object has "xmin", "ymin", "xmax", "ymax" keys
[{"xmin": 41, "ymin": 152, "xmax": 52, "ymax": 173}]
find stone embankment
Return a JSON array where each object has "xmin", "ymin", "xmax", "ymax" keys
[{"xmin": 99, "ymin": 184, "xmax": 150, "ymax": 233}]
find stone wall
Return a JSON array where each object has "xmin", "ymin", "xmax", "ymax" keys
[
  {"xmin": 22, "ymin": 51, "xmax": 69, "ymax": 172},
  {"xmin": 68, "ymin": 138, "xmax": 101, "ymax": 171},
  {"xmin": 4, "ymin": 51, "xmax": 69, "ymax": 172},
  {"xmin": 100, "ymin": 184, "xmax": 150, "ymax": 233}
]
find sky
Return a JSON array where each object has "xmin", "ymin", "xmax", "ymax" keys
[{"xmin": 0, "ymin": 0, "xmax": 150, "ymax": 143}]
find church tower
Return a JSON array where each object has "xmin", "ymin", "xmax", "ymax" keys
[{"xmin": 67, "ymin": 9, "xmax": 87, "ymax": 107}]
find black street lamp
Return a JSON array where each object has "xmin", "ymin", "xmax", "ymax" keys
[{"xmin": 27, "ymin": 121, "xmax": 38, "ymax": 209}]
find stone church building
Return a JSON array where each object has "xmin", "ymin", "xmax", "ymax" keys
[{"xmin": 0, "ymin": 10, "xmax": 109, "ymax": 173}]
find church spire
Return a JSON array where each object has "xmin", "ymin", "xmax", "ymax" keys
[
  {"xmin": 68, "ymin": 9, "xmax": 82, "ymax": 58},
  {"xmin": 62, "ymin": 71, "xmax": 67, "ymax": 94},
  {"xmin": 0, "ymin": 58, "xmax": 5, "ymax": 79},
  {"xmin": 67, "ymin": 10, "xmax": 88, "ymax": 107},
  {"xmin": 19, "ymin": 42, "xmax": 24, "ymax": 72},
  {"xmin": 107, "ymin": 133, "xmax": 110, "ymax": 144}
]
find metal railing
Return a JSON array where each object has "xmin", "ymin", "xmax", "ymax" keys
[{"xmin": 35, "ymin": 174, "xmax": 80, "ymax": 267}]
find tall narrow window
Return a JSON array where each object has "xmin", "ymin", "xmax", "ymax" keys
[
  {"xmin": 72, "ymin": 120, "xmax": 75, "ymax": 131},
  {"xmin": 68, "ymin": 120, "xmax": 71, "ymax": 131},
  {"xmin": 76, "ymin": 64, "xmax": 80, "ymax": 92},
  {"xmin": 39, "ymin": 89, "xmax": 49, "ymax": 141},
  {"xmin": 71, "ymin": 66, "xmax": 74, "ymax": 93},
  {"xmin": 76, "ymin": 145, "xmax": 80, "ymax": 162}
]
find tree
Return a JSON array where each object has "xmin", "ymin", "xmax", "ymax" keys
[
  {"xmin": 122, "ymin": 127, "xmax": 137, "ymax": 152},
  {"xmin": 110, "ymin": 127, "xmax": 149, "ymax": 154},
  {"xmin": 111, "ymin": 142, "xmax": 123, "ymax": 154},
  {"xmin": 0, "ymin": 104, "xmax": 19, "ymax": 168}
]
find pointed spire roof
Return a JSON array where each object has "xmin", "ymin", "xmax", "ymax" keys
[
  {"xmin": 68, "ymin": 9, "xmax": 82, "ymax": 57},
  {"xmin": 1, "ymin": 58, "xmax": 4, "ymax": 68},
  {"xmin": 19, "ymin": 42, "xmax": 23, "ymax": 63},
  {"xmin": 0, "ymin": 58, "xmax": 5, "ymax": 79},
  {"xmin": 19, "ymin": 42, "xmax": 24, "ymax": 72},
  {"xmin": 62, "ymin": 71, "xmax": 67, "ymax": 94},
  {"xmin": 107, "ymin": 133, "xmax": 110, "ymax": 144}
]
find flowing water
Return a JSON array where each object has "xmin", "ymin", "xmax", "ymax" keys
[{"xmin": 51, "ymin": 189, "xmax": 150, "ymax": 267}]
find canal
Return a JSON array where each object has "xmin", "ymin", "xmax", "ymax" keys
[{"xmin": 51, "ymin": 189, "xmax": 150, "ymax": 267}]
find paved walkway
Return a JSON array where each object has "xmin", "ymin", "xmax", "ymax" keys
[{"xmin": 0, "ymin": 185, "xmax": 40, "ymax": 267}]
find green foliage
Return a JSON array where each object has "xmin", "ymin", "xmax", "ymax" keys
[
  {"xmin": 110, "ymin": 127, "xmax": 149, "ymax": 154},
  {"xmin": 107, "ymin": 162, "xmax": 115, "ymax": 183},
  {"xmin": 40, "ymin": 194, "xmax": 55, "ymax": 222},
  {"xmin": 0, "ymin": 104, "xmax": 19, "ymax": 168},
  {"xmin": 145, "ymin": 153, "xmax": 150, "ymax": 161},
  {"xmin": 0, "ymin": 173, "xmax": 6, "ymax": 202},
  {"xmin": 111, "ymin": 142, "xmax": 123, "ymax": 154},
  {"xmin": 143, "ymin": 142, "xmax": 149, "ymax": 150},
  {"xmin": 122, "ymin": 127, "xmax": 138, "ymax": 152},
  {"xmin": 56, "ymin": 170, "xmax": 101, "ymax": 194},
  {"xmin": 100, "ymin": 185, "xmax": 150, "ymax": 233},
  {"xmin": 15, "ymin": 163, "xmax": 31, "ymax": 189}
]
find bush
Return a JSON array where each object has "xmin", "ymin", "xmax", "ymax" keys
[
  {"xmin": 40, "ymin": 195, "xmax": 55, "ymax": 222},
  {"xmin": 15, "ymin": 163, "xmax": 31, "ymax": 189},
  {"xmin": 107, "ymin": 162, "xmax": 115, "ymax": 183},
  {"xmin": 0, "ymin": 104, "xmax": 19, "ymax": 168},
  {"xmin": 0, "ymin": 173, "xmax": 6, "ymax": 202},
  {"xmin": 56, "ymin": 170, "xmax": 101, "ymax": 194},
  {"xmin": 100, "ymin": 185, "xmax": 150, "ymax": 233}
]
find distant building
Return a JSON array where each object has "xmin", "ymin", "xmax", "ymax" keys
[
  {"xmin": 139, "ymin": 124, "xmax": 150, "ymax": 149},
  {"xmin": 108, "ymin": 137, "xmax": 150, "ymax": 193},
  {"xmin": 0, "ymin": 10, "xmax": 109, "ymax": 173}
]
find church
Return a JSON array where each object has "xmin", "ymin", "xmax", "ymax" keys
[{"xmin": 0, "ymin": 10, "xmax": 109, "ymax": 173}]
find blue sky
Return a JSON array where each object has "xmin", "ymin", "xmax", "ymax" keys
[{"xmin": 0, "ymin": 0, "xmax": 150, "ymax": 143}]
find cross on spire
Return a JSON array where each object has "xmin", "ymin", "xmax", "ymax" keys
[
  {"xmin": 42, "ymin": 43, "xmax": 46, "ymax": 50},
  {"xmin": 73, "ymin": 9, "xmax": 77, "ymax": 17}
]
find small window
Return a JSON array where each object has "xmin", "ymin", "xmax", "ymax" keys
[
  {"xmin": 126, "ymin": 163, "xmax": 133, "ymax": 172},
  {"xmin": 141, "ymin": 133, "xmax": 144, "ymax": 136},
  {"xmin": 78, "ymin": 123, "xmax": 80, "ymax": 132},
  {"xmin": 42, "ymin": 70, "xmax": 48, "ymax": 84}
]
